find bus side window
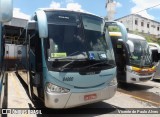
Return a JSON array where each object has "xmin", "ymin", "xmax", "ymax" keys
[{"xmin": 152, "ymin": 50, "xmax": 159, "ymax": 62}]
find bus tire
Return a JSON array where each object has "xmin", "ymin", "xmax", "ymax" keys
[{"xmin": 28, "ymin": 65, "xmax": 36, "ymax": 101}]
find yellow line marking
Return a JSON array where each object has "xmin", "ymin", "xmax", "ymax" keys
[
  {"xmin": 132, "ymin": 95, "xmax": 160, "ymax": 106},
  {"xmin": 119, "ymin": 91, "xmax": 160, "ymax": 106},
  {"xmin": 7, "ymin": 72, "xmax": 36, "ymax": 117},
  {"xmin": 11, "ymin": 73, "xmax": 21, "ymax": 96}
]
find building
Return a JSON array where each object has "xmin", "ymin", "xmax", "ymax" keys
[
  {"xmin": 3, "ymin": 17, "xmax": 28, "ymax": 68},
  {"xmin": 4, "ymin": 17, "xmax": 28, "ymax": 28},
  {"xmin": 105, "ymin": 0, "xmax": 116, "ymax": 21},
  {"xmin": 115, "ymin": 14, "xmax": 160, "ymax": 38},
  {"xmin": 3, "ymin": 17, "xmax": 28, "ymax": 44}
]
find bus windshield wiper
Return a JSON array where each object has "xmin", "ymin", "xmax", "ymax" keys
[
  {"xmin": 81, "ymin": 60, "xmax": 115, "ymax": 70},
  {"xmin": 58, "ymin": 60, "xmax": 75, "ymax": 71},
  {"xmin": 58, "ymin": 58, "xmax": 88, "ymax": 71}
]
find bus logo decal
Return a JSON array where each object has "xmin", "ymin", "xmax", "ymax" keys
[{"xmin": 63, "ymin": 77, "xmax": 74, "ymax": 81}]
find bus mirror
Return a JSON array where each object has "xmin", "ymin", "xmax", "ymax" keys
[
  {"xmin": 105, "ymin": 21, "xmax": 128, "ymax": 42},
  {"xmin": 127, "ymin": 40, "xmax": 134, "ymax": 53},
  {"xmin": 35, "ymin": 10, "xmax": 48, "ymax": 38},
  {"xmin": 0, "ymin": 0, "xmax": 13, "ymax": 22}
]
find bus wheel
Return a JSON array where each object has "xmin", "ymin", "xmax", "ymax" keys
[{"xmin": 28, "ymin": 68, "xmax": 36, "ymax": 101}]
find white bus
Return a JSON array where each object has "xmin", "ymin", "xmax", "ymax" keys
[
  {"xmin": 148, "ymin": 43, "xmax": 160, "ymax": 79},
  {"xmin": 109, "ymin": 32, "xmax": 157, "ymax": 83}
]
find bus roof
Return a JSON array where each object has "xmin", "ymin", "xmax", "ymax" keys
[
  {"xmin": 38, "ymin": 8, "xmax": 102, "ymax": 19},
  {"xmin": 109, "ymin": 32, "xmax": 146, "ymax": 41},
  {"xmin": 148, "ymin": 43, "xmax": 160, "ymax": 53}
]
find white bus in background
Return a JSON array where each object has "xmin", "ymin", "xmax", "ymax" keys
[
  {"xmin": 109, "ymin": 32, "xmax": 157, "ymax": 83},
  {"xmin": 148, "ymin": 43, "xmax": 160, "ymax": 80}
]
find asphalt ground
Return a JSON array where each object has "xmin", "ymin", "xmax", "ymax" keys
[{"xmin": 1, "ymin": 71, "xmax": 160, "ymax": 117}]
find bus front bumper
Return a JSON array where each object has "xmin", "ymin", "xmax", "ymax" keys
[
  {"xmin": 126, "ymin": 71, "xmax": 154, "ymax": 83},
  {"xmin": 44, "ymin": 84, "xmax": 117, "ymax": 108}
]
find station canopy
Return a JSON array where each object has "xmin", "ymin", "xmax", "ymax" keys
[{"xmin": 3, "ymin": 17, "xmax": 28, "ymax": 44}]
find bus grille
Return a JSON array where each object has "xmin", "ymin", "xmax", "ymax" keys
[{"xmin": 139, "ymin": 77, "xmax": 152, "ymax": 81}]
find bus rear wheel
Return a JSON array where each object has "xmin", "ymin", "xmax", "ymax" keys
[{"xmin": 28, "ymin": 67, "xmax": 36, "ymax": 101}]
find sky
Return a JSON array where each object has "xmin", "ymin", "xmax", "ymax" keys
[{"xmin": 13, "ymin": 0, "xmax": 160, "ymax": 22}]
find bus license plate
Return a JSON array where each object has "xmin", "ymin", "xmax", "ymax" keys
[{"xmin": 84, "ymin": 94, "xmax": 97, "ymax": 101}]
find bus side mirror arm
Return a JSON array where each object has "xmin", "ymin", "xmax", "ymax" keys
[
  {"xmin": 126, "ymin": 40, "xmax": 134, "ymax": 53},
  {"xmin": 35, "ymin": 9, "xmax": 48, "ymax": 38}
]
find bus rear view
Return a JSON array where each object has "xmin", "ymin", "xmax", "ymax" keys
[{"xmin": 20, "ymin": 9, "xmax": 119, "ymax": 108}]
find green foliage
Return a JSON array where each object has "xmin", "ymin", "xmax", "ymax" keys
[
  {"xmin": 108, "ymin": 26, "xmax": 120, "ymax": 32},
  {"xmin": 129, "ymin": 31, "xmax": 160, "ymax": 45}
]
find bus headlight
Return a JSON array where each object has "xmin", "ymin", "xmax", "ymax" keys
[
  {"xmin": 109, "ymin": 77, "xmax": 117, "ymax": 86},
  {"xmin": 46, "ymin": 83, "xmax": 70, "ymax": 93}
]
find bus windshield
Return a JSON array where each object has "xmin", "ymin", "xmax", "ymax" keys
[
  {"xmin": 129, "ymin": 38, "xmax": 152, "ymax": 67},
  {"xmin": 44, "ymin": 11, "xmax": 115, "ymax": 71}
]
